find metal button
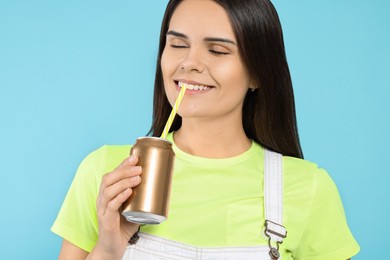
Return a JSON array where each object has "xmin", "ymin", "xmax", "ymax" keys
[{"xmin": 269, "ymin": 247, "xmax": 280, "ymax": 259}]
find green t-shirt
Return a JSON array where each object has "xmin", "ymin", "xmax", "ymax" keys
[{"xmin": 52, "ymin": 133, "xmax": 359, "ymax": 259}]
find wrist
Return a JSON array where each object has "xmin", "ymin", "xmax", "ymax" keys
[{"xmin": 86, "ymin": 243, "xmax": 123, "ymax": 260}]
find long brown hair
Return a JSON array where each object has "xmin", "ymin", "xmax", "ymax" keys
[{"xmin": 148, "ymin": 0, "xmax": 303, "ymax": 159}]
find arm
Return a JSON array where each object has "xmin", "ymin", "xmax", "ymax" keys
[
  {"xmin": 59, "ymin": 240, "xmax": 88, "ymax": 260},
  {"xmin": 293, "ymin": 168, "xmax": 359, "ymax": 259},
  {"xmin": 58, "ymin": 155, "xmax": 141, "ymax": 260}
]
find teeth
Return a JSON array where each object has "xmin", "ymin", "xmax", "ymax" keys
[{"xmin": 178, "ymin": 81, "xmax": 210, "ymax": 91}]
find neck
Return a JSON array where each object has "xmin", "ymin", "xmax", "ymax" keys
[{"xmin": 173, "ymin": 118, "xmax": 251, "ymax": 158}]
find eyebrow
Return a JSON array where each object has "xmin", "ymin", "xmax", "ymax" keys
[{"xmin": 166, "ymin": 30, "xmax": 237, "ymax": 45}]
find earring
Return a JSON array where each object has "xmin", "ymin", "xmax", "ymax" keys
[{"xmin": 250, "ymin": 87, "xmax": 256, "ymax": 92}]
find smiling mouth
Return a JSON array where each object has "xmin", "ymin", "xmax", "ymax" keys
[{"xmin": 176, "ymin": 81, "xmax": 212, "ymax": 91}]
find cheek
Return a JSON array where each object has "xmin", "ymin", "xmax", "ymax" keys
[
  {"xmin": 161, "ymin": 50, "xmax": 178, "ymax": 83},
  {"xmin": 160, "ymin": 51, "xmax": 176, "ymax": 106},
  {"xmin": 212, "ymin": 61, "xmax": 250, "ymax": 91},
  {"xmin": 160, "ymin": 51, "xmax": 169, "ymax": 80}
]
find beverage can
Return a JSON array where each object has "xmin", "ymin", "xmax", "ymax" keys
[{"xmin": 121, "ymin": 136, "xmax": 175, "ymax": 224}]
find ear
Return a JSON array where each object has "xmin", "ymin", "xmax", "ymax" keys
[
  {"xmin": 248, "ymin": 79, "xmax": 259, "ymax": 90},
  {"xmin": 248, "ymin": 80, "xmax": 258, "ymax": 92}
]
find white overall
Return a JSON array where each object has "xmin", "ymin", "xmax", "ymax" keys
[{"xmin": 122, "ymin": 149, "xmax": 287, "ymax": 260}]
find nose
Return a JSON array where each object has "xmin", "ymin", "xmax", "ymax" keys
[{"xmin": 180, "ymin": 48, "xmax": 205, "ymax": 73}]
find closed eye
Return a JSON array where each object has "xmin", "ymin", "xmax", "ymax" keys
[
  {"xmin": 209, "ymin": 49, "xmax": 229, "ymax": 55},
  {"xmin": 209, "ymin": 45, "xmax": 230, "ymax": 55},
  {"xmin": 170, "ymin": 44, "xmax": 188, "ymax": 49}
]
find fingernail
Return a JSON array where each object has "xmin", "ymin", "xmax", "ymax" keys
[
  {"xmin": 128, "ymin": 155, "xmax": 136, "ymax": 163},
  {"xmin": 134, "ymin": 166, "xmax": 142, "ymax": 172}
]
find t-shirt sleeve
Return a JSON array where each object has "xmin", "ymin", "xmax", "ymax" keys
[
  {"xmin": 294, "ymin": 168, "xmax": 360, "ymax": 260},
  {"xmin": 51, "ymin": 146, "xmax": 107, "ymax": 252}
]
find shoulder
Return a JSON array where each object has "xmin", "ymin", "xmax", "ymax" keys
[
  {"xmin": 282, "ymin": 157, "xmax": 360, "ymax": 258},
  {"xmin": 283, "ymin": 156, "xmax": 321, "ymax": 176},
  {"xmin": 63, "ymin": 144, "xmax": 133, "ymax": 208},
  {"xmin": 76, "ymin": 144, "xmax": 132, "ymax": 179},
  {"xmin": 84, "ymin": 144, "xmax": 132, "ymax": 161},
  {"xmin": 51, "ymin": 144, "xmax": 133, "ymax": 252},
  {"xmin": 282, "ymin": 156, "xmax": 340, "ymax": 224},
  {"xmin": 283, "ymin": 156, "xmax": 334, "ymax": 191}
]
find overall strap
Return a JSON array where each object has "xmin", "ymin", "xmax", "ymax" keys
[{"xmin": 264, "ymin": 149, "xmax": 287, "ymax": 259}]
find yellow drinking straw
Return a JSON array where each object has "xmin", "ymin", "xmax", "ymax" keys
[{"xmin": 161, "ymin": 84, "xmax": 187, "ymax": 139}]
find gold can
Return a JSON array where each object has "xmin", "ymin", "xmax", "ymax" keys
[{"xmin": 121, "ymin": 137, "xmax": 175, "ymax": 224}]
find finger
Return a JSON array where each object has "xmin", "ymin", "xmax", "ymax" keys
[
  {"xmin": 98, "ymin": 165, "xmax": 142, "ymax": 208},
  {"xmin": 100, "ymin": 160, "xmax": 142, "ymax": 190},
  {"xmin": 97, "ymin": 155, "xmax": 142, "ymax": 215},
  {"xmin": 97, "ymin": 175, "xmax": 142, "ymax": 215},
  {"xmin": 99, "ymin": 176, "xmax": 142, "ymax": 215},
  {"xmin": 116, "ymin": 155, "xmax": 139, "ymax": 170},
  {"xmin": 104, "ymin": 188, "xmax": 133, "ymax": 223}
]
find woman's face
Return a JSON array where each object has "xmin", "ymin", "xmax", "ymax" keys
[{"xmin": 161, "ymin": 0, "xmax": 251, "ymax": 121}]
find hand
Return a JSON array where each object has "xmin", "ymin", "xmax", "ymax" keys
[{"xmin": 89, "ymin": 155, "xmax": 142, "ymax": 260}]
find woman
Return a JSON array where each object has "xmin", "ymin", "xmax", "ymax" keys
[{"xmin": 52, "ymin": 0, "xmax": 360, "ymax": 259}]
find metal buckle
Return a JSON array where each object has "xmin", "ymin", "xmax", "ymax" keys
[
  {"xmin": 264, "ymin": 219, "xmax": 287, "ymax": 239},
  {"xmin": 264, "ymin": 220, "xmax": 287, "ymax": 260}
]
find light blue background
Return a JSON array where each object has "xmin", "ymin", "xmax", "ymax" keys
[{"xmin": 0, "ymin": 1, "xmax": 388, "ymax": 259}]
